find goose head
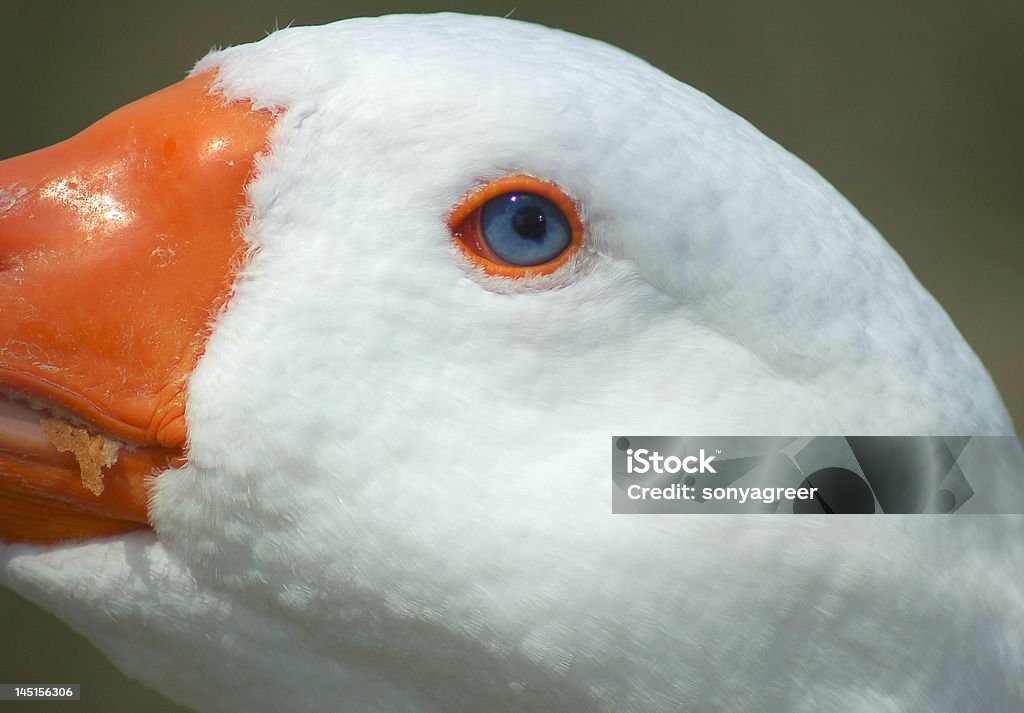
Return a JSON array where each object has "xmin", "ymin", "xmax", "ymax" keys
[{"xmin": 1, "ymin": 13, "xmax": 1020, "ymax": 713}]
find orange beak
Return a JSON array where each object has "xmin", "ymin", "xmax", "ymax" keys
[{"xmin": 0, "ymin": 72, "xmax": 274, "ymax": 543}]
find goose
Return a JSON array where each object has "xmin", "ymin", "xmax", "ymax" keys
[{"xmin": 1, "ymin": 12, "xmax": 1022, "ymax": 713}]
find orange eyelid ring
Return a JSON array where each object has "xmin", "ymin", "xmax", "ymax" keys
[{"xmin": 448, "ymin": 175, "xmax": 584, "ymax": 278}]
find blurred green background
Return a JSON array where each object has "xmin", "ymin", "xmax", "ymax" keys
[{"xmin": 1, "ymin": 1, "xmax": 1021, "ymax": 711}]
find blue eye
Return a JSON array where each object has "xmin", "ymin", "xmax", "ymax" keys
[
  {"xmin": 479, "ymin": 192, "xmax": 572, "ymax": 267},
  {"xmin": 449, "ymin": 176, "xmax": 583, "ymax": 277}
]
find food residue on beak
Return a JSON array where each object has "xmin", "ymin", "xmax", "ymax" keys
[{"xmin": 40, "ymin": 418, "xmax": 119, "ymax": 496}]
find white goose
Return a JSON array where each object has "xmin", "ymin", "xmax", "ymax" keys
[{"xmin": 1, "ymin": 13, "xmax": 1022, "ymax": 713}]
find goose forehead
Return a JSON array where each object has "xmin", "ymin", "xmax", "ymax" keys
[
  {"xmin": 200, "ymin": 15, "xmax": 709, "ymax": 199},
  {"xmin": 200, "ymin": 14, "xmax": 674, "ymax": 108}
]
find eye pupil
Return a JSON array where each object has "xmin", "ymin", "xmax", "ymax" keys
[{"xmin": 512, "ymin": 206, "xmax": 546, "ymax": 240}]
